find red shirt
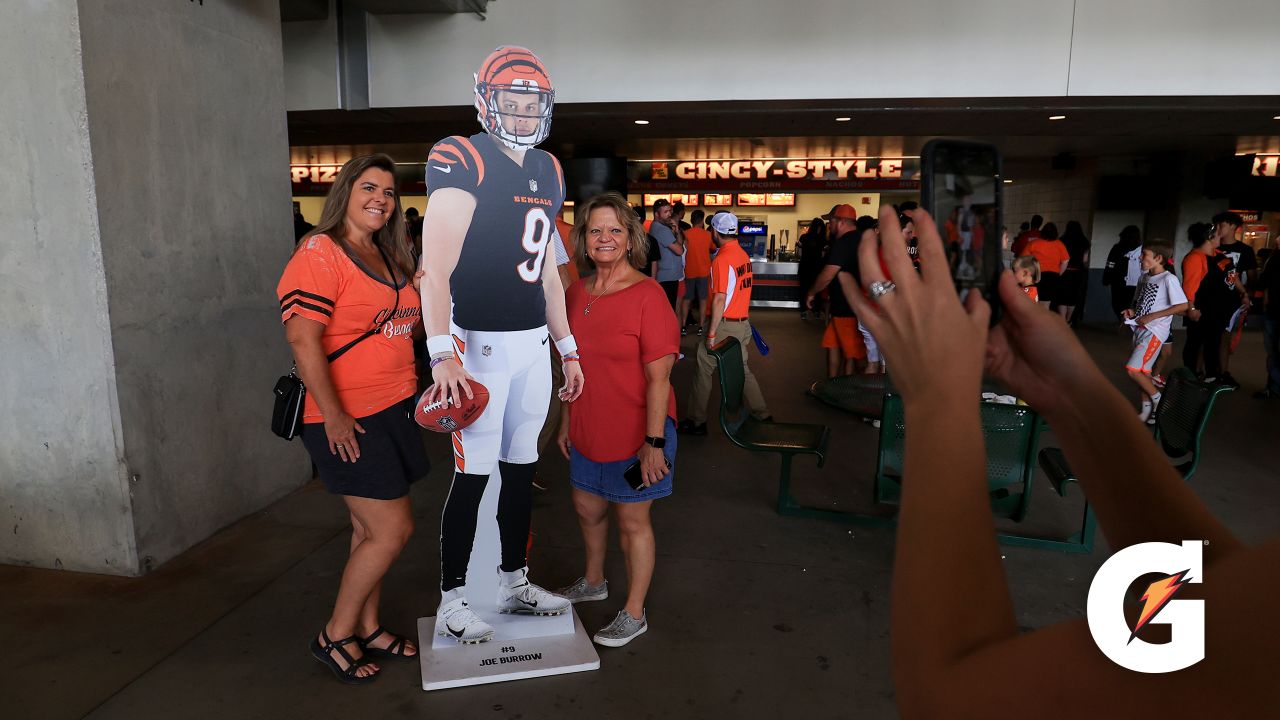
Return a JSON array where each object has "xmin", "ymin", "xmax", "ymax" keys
[
  {"xmin": 565, "ymin": 278, "xmax": 679, "ymax": 462},
  {"xmin": 1011, "ymin": 229, "xmax": 1039, "ymax": 257}
]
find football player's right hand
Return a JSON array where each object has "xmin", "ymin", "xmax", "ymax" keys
[{"xmin": 429, "ymin": 359, "xmax": 475, "ymax": 406}]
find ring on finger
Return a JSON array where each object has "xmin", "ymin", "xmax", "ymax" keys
[{"xmin": 869, "ymin": 280, "xmax": 897, "ymax": 300}]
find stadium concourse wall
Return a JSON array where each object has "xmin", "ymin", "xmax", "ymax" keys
[
  {"xmin": 1, "ymin": 0, "xmax": 300, "ymax": 575},
  {"xmin": 280, "ymin": 0, "xmax": 1280, "ymax": 111}
]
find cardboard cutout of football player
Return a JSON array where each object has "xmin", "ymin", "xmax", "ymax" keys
[{"xmin": 421, "ymin": 46, "xmax": 583, "ymax": 644}]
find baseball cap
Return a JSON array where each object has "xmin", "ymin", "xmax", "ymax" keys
[
  {"xmin": 710, "ymin": 212, "xmax": 739, "ymax": 235},
  {"xmin": 822, "ymin": 204, "xmax": 858, "ymax": 221}
]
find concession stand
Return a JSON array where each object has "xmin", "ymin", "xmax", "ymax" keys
[{"xmin": 628, "ymin": 157, "xmax": 921, "ymax": 307}]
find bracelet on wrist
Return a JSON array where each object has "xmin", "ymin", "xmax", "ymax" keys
[
  {"xmin": 562, "ymin": 355, "xmax": 581, "ymax": 363},
  {"xmin": 429, "ymin": 356, "xmax": 455, "ymax": 369}
]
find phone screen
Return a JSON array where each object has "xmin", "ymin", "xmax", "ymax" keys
[{"xmin": 921, "ymin": 140, "xmax": 1004, "ymax": 307}]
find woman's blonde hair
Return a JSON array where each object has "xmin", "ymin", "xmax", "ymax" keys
[
  {"xmin": 296, "ymin": 154, "xmax": 414, "ymax": 281},
  {"xmin": 1011, "ymin": 255, "xmax": 1041, "ymax": 284},
  {"xmin": 571, "ymin": 192, "xmax": 648, "ymax": 273}
]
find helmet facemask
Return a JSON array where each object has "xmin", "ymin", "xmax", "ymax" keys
[{"xmin": 476, "ymin": 79, "xmax": 554, "ymax": 150}]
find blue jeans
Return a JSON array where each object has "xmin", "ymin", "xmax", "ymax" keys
[{"xmin": 1264, "ymin": 316, "xmax": 1280, "ymax": 394}]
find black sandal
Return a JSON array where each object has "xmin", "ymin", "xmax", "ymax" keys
[
  {"xmin": 310, "ymin": 630, "xmax": 379, "ymax": 684},
  {"xmin": 359, "ymin": 626, "xmax": 418, "ymax": 661}
]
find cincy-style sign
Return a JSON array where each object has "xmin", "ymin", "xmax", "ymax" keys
[{"xmin": 629, "ymin": 157, "xmax": 920, "ymax": 192}]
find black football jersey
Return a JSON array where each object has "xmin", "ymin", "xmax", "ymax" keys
[{"xmin": 426, "ymin": 132, "xmax": 566, "ymax": 331}]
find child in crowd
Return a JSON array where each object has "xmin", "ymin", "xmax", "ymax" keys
[
  {"xmin": 1122, "ymin": 239, "xmax": 1189, "ymax": 423},
  {"xmin": 1011, "ymin": 255, "xmax": 1040, "ymax": 302}
]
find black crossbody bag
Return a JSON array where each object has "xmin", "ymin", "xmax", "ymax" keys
[{"xmin": 272, "ymin": 245, "xmax": 400, "ymax": 440}]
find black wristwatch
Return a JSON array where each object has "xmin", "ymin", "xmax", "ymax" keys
[{"xmin": 644, "ymin": 435, "xmax": 666, "ymax": 449}]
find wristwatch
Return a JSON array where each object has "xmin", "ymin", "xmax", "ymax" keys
[{"xmin": 644, "ymin": 435, "xmax": 666, "ymax": 449}]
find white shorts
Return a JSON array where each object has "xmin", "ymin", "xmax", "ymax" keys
[
  {"xmin": 1126, "ymin": 329, "xmax": 1164, "ymax": 374},
  {"xmin": 450, "ymin": 323, "xmax": 552, "ymax": 475},
  {"xmin": 859, "ymin": 320, "xmax": 881, "ymax": 364}
]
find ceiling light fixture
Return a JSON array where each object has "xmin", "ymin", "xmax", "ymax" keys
[
  {"xmin": 1003, "ymin": 179, "xmax": 1014, "ymax": 184},
  {"xmin": 634, "ymin": 119, "xmax": 650, "ymax": 125},
  {"xmin": 1274, "ymin": 115, "xmax": 1280, "ymax": 120},
  {"xmin": 835, "ymin": 117, "xmax": 852, "ymax": 122},
  {"xmin": 1049, "ymin": 115, "xmax": 1067, "ymax": 120}
]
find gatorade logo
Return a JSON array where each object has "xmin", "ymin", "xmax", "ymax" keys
[{"xmin": 1086, "ymin": 541, "xmax": 1205, "ymax": 673}]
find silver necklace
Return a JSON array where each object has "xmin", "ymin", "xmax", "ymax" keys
[{"xmin": 583, "ymin": 274, "xmax": 620, "ymax": 315}]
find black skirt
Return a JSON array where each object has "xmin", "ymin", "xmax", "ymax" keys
[
  {"xmin": 1036, "ymin": 271, "xmax": 1062, "ymax": 304},
  {"xmin": 301, "ymin": 397, "xmax": 430, "ymax": 500}
]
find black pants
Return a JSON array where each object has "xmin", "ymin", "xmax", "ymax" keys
[
  {"xmin": 1183, "ymin": 316, "xmax": 1225, "ymax": 379},
  {"xmin": 439, "ymin": 461, "xmax": 536, "ymax": 592},
  {"xmin": 659, "ymin": 280, "xmax": 680, "ymax": 310}
]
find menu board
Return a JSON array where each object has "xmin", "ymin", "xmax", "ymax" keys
[
  {"xmin": 736, "ymin": 193, "xmax": 767, "ymax": 206},
  {"xmin": 643, "ymin": 193, "xmax": 700, "ymax": 207},
  {"xmin": 703, "ymin": 193, "xmax": 733, "ymax": 206},
  {"xmin": 765, "ymin": 193, "xmax": 796, "ymax": 206}
]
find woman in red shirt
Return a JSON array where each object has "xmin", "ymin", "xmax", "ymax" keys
[{"xmin": 556, "ymin": 192, "xmax": 679, "ymax": 648}]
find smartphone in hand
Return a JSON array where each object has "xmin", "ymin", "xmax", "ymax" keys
[
  {"xmin": 920, "ymin": 139, "xmax": 1005, "ymax": 324},
  {"xmin": 624, "ymin": 456, "xmax": 670, "ymax": 491}
]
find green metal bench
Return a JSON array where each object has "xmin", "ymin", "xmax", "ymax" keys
[
  {"xmin": 875, "ymin": 394, "xmax": 1104, "ymax": 552},
  {"xmin": 1151, "ymin": 368, "xmax": 1234, "ymax": 480},
  {"xmin": 1034, "ymin": 368, "xmax": 1233, "ymax": 553},
  {"xmin": 708, "ymin": 338, "xmax": 833, "ymax": 519},
  {"xmin": 874, "ymin": 394, "xmax": 1042, "ymax": 524}
]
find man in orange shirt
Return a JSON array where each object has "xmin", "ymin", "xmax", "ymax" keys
[
  {"xmin": 679, "ymin": 212, "xmax": 772, "ymax": 435},
  {"xmin": 679, "ymin": 209, "xmax": 714, "ymax": 336}
]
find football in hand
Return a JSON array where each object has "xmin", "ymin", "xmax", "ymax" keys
[{"xmin": 414, "ymin": 382, "xmax": 489, "ymax": 433}]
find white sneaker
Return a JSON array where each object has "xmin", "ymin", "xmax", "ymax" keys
[
  {"xmin": 497, "ymin": 566, "xmax": 571, "ymax": 616},
  {"xmin": 1138, "ymin": 402, "xmax": 1154, "ymax": 423},
  {"xmin": 435, "ymin": 592, "xmax": 495, "ymax": 644}
]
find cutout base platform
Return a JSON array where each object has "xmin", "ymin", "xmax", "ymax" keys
[
  {"xmin": 416, "ymin": 609, "xmax": 599, "ymax": 691},
  {"xmin": 417, "ymin": 462, "xmax": 599, "ymax": 691}
]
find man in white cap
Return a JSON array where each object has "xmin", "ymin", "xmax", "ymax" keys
[{"xmin": 678, "ymin": 212, "xmax": 772, "ymax": 435}]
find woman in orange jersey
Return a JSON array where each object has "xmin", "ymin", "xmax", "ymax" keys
[
  {"xmin": 847, "ymin": 205, "xmax": 1273, "ymax": 719},
  {"xmin": 1021, "ymin": 222, "xmax": 1070, "ymax": 310},
  {"xmin": 277, "ymin": 154, "xmax": 426, "ymax": 684}
]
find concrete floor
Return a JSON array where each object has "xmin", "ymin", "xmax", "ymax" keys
[{"xmin": 6, "ymin": 310, "xmax": 1278, "ymax": 720}]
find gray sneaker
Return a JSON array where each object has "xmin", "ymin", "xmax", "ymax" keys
[
  {"xmin": 557, "ymin": 577, "xmax": 608, "ymax": 604},
  {"xmin": 593, "ymin": 610, "xmax": 647, "ymax": 647}
]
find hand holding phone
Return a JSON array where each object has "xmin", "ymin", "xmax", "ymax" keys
[
  {"xmin": 920, "ymin": 139, "xmax": 1004, "ymax": 326},
  {"xmin": 624, "ymin": 449, "xmax": 671, "ymax": 491}
]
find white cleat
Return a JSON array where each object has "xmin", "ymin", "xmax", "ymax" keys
[
  {"xmin": 497, "ymin": 566, "xmax": 571, "ymax": 616},
  {"xmin": 435, "ymin": 594, "xmax": 495, "ymax": 644}
]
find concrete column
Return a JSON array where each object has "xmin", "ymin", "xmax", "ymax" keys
[{"xmin": 0, "ymin": 0, "xmax": 303, "ymax": 575}]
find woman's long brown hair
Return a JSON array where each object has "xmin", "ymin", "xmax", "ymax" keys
[{"xmin": 296, "ymin": 154, "xmax": 415, "ymax": 281}]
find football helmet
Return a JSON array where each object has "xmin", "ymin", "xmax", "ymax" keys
[{"xmin": 474, "ymin": 46, "xmax": 554, "ymax": 150}]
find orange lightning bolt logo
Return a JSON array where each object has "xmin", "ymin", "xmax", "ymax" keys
[{"xmin": 1129, "ymin": 569, "xmax": 1192, "ymax": 644}]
